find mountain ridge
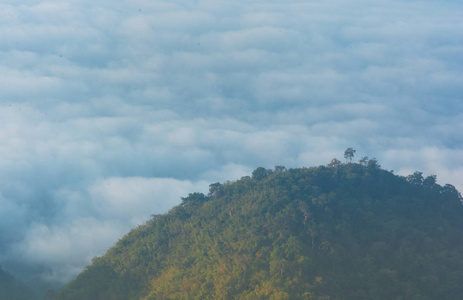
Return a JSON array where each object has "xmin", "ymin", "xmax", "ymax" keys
[
  {"xmin": 54, "ymin": 161, "xmax": 463, "ymax": 299},
  {"xmin": 0, "ymin": 266, "xmax": 37, "ymax": 300}
]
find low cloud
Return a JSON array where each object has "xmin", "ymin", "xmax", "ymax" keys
[{"xmin": 4, "ymin": 177, "xmax": 209, "ymax": 285}]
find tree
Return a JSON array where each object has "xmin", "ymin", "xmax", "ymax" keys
[
  {"xmin": 274, "ymin": 166, "xmax": 287, "ymax": 173},
  {"xmin": 344, "ymin": 148, "xmax": 356, "ymax": 162},
  {"xmin": 406, "ymin": 172, "xmax": 424, "ymax": 185},
  {"xmin": 367, "ymin": 158, "xmax": 380, "ymax": 170},
  {"xmin": 442, "ymin": 184, "xmax": 463, "ymax": 201},
  {"xmin": 359, "ymin": 156, "xmax": 368, "ymax": 166},
  {"xmin": 422, "ymin": 175, "xmax": 437, "ymax": 188},
  {"xmin": 209, "ymin": 182, "xmax": 224, "ymax": 198},
  {"xmin": 181, "ymin": 192, "xmax": 208, "ymax": 206},
  {"xmin": 328, "ymin": 158, "xmax": 341, "ymax": 168},
  {"xmin": 252, "ymin": 167, "xmax": 269, "ymax": 181}
]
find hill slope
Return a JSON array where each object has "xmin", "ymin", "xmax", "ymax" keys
[
  {"xmin": 0, "ymin": 267, "xmax": 37, "ymax": 300},
  {"xmin": 55, "ymin": 163, "xmax": 463, "ymax": 299}
]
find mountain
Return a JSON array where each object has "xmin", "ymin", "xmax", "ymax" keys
[
  {"xmin": 54, "ymin": 162, "xmax": 463, "ymax": 299},
  {"xmin": 0, "ymin": 267, "xmax": 37, "ymax": 300}
]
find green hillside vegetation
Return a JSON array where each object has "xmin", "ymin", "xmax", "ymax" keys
[{"xmin": 54, "ymin": 159, "xmax": 463, "ymax": 299}]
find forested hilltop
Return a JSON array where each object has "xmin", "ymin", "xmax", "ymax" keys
[{"xmin": 55, "ymin": 157, "xmax": 463, "ymax": 299}]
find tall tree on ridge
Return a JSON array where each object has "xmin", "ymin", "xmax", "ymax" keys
[{"xmin": 344, "ymin": 148, "xmax": 356, "ymax": 162}]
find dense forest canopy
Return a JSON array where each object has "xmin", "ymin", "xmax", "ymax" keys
[{"xmin": 53, "ymin": 157, "xmax": 463, "ymax": 299}]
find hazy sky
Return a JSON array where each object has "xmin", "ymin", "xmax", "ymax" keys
[{"xmin": 1, "ymin": 0, "xmax": 462, "ymax": 287}]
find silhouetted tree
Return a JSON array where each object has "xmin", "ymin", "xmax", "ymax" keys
[
  {"xmin": 328, "ymin": 158, "xmax": 341, "ymax": 168},
  {"xmin": 274, "ymin": 166, "xmax": 287, "ymax": 173},
  {"xmin": 423, "ymin": 175, "xmax": 437, "ymax": 188},
  {"xmin": 252, "ymin": 167, "xmax": 269, "ymax": 180},
  {"xmin": 407, "ymin": 171, "xmax": 424, "ymax": 185},
  {"xmin": 367, "ymin": 158, "xmax": 380, "ymax": 169},
  {"xmin": 441, "ymin": 184, "xmax": 463, "ymax": 203},
  {"xmin": 208, "ymin": 182, "xmax": 224, "ymax": 198},
  {"xmin": 181, "ymin": 192, "xmax": 208, "ymax": 206},
  {"xmin": 344, "ymin": 148, "xmax": 356, "ymax": 162},
  {"xmin": 359, "ymin": 156, "xmax": 368, "ymax": 166}
]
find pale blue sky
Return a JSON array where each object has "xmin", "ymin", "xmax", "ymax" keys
[{"xmin": 0, "ymin": 0, "xmax": 462, "ymax": 287}]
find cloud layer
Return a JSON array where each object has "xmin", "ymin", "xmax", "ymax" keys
[{"xmin": 1, "ymin": 0, "xmax": 462, "ymax": 288}]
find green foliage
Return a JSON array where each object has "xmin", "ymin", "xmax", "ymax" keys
[
  {"xmin": 55, "ymin": 163, "xmax": 463, "ymax": 300},
  {"xmin": 252, "ymin": 167, "xmax": 270, "ymax": 181},
  {"xmin": 181, "ymin": 192, "xmax": 208, "ymax": 206}
]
